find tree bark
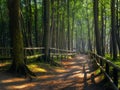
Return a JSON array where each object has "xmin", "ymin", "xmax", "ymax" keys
[
  {"xmin": 111, "ymin": 0, "xmax": 117, "ymax": 60},
  {"xmin": 101, "ymin": 1, "xmax": 105, "ymax": 56},
  {"xmin": 67, "ymin": 0, "xmax": 70, "ymax": 50},
  {"xmin": 42, "ymin": 0, "xmax": 50, "ymax": 62},
  {"xmin": 34, "ymin": 0, "xmax": 39, "ymax": 47},
  {"xmin": 8, "ymin": 0, "xmax": 35, "ymax": 77},
  {"xmin": 93, "ymin": 0, "xmax": 102, "ymax": 55}
]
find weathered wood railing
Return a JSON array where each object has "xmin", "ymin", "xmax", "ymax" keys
[
  {"xmin": 0, "ymin": 47, "xmax": 45, "ymax": 60},
  {"xmin": 0, "ymin": 47, "xmax": 76, "ymax": 61},
  {"xmin": 24, "ymin": 47, "xmax": 44, "ymax": 57},
  {"xmin": 90, "ymin": 52, "xmax": 120, "ymax": 90},
  {"xmin": 49, "ymin": 48, "xmax": 76, "ymax": 60}
]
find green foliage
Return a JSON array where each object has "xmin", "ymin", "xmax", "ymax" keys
[
  {"xmin": 105, "ymin": 54, "xmax": 112, "ymax": 60},
  {"xmin": 105, "ymin": 54, "xmax": 120, "ymax": 66}
]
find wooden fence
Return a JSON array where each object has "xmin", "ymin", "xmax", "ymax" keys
[
  {"xmin": 0, "ymin": 47, "xmax": 76, "ymax": 62},
  {"xmin": 0, "ymin": 47, "xmax": 45, "ymax": 60},
  {"xmin": 49, "ymin": 48, "xmax": 76, "ymax": 60},
  {"xmin": 90, "ymin": 52, "xmax": 120, "ymax": 90}
]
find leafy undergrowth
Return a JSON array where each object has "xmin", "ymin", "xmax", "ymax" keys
[{"xmin": 105, "ymin": 54, "xmax": 120, "ymax": 66}]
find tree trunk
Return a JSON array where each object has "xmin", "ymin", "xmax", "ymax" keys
[
  {"xmin": 111, "ymin": 0, "xmax": 117, "ymax": 60},
  {"xmin": 101, "ymin": 2, "xmax": 105, "ymax": 56},
  {"xmin": 93, "ymin": 0, "xmax": 102, "ymax": 55},
  {"xmin": 67, "ymin": 0, "xmax": 70, "ymax": 50},
  {"xmin": 8, "ymin": 0, "xmax": 35, "ymax": 77},
  {"xmin": 42, "ymin": 0, "xmax": 50, "ymax": 62},
  {"xmin": 86, "ymin": 1, "xmax": 92, "ymax": 52},
  {"xmin": 34, "ymin": 0, "xmax": 39, "ymax": 47}
]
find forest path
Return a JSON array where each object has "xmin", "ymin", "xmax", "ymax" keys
[{"xmin": 0, "ymin": 54, "xmax": 108, "ymax": 90}]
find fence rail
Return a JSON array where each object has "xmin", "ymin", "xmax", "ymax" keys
[
  {"xmin": 0, "ymin": 47, "xmax": 45, "ymax": 60},
  {"xmin": 0, "ymin": 47, "xmax": 45, "ymax": 50},
  {"xmin": 50, "ymin": 48, "xmax": 76, "ymax": 57},
  {"xmin": 90, "ymin": 52, "xmax": 120, "ymax": 90},
  {"xmin": 0, "ymin": 47, "xmax": 76, "ymax": 61}
]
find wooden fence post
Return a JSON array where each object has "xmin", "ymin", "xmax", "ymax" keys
[
  {"xmin": 48, "ymin": 48, "xmax": 51, "ymax": 60},
  {"xmin": 113, "ymin": 68, "xmax": 118, "ymax": 87},
  {"xmin": 100, "ymin": 58, "xmax": 103, "ymax": 66},
  {"xmin": 51, "ymin": 52, "xmax": 53, "ymax": 61},
  {"xmin": 106, "ymin": 62, "xmax": 109, "ymax": 75}
]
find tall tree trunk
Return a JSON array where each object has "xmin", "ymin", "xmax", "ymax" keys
[
  {"xmin": 93, "ymin": 0, "xmax": 101, "ymax": 55},
  {"xmin": 51, "ymin": 0, "xmax": 56, "ymax": 48},
  {"xmin": 42, "ymin": 0, "xmax": 50, "ymax": 62},
  {"xmin": 111, "ymin": 0, "xmax": 117, "ymax": 60},
  {"xmin": 67, "ymin": 0, "xmax": 70, "ymax": 50},
  {"xmin": 8, "ymin": 0, "xmax": 35, "ymax": 77},
  {"xmin": 56, "ymin": 0, "xmax": 60, "ymax": 49},
  {"xmin": 116, "ymin": 0, "xmax": 120, "ymax": 54},
  {"xmin": 34, "ymin": 0, "xmax": 39, "ymax": 47},
  {"xmin": 101, "ymin": 1, "xmax": 105, "ymax": 56},
  {"xmin": 86, "ymin": 1, "xmax": 92, "ymax": 52},
  {"xmin": 28, "ymin": 0, "xmax": 33, "ymax": 47}
]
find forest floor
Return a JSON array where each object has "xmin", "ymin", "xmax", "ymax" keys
[{"xmin": 0, "ymin": 54, "xmax": 114, "ymax": 90}]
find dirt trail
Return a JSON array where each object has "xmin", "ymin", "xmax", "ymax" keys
[{"xmin": 0, "ymin": 54, "xmax": 107, "ymax": 90}]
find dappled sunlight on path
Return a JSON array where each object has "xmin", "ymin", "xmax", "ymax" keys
[{"xmin": 0, "ymin": 54, "xmax": 106, "ymax": 90}]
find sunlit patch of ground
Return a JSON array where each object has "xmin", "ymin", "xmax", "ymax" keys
[
  {"xmin": 28, "ymin": 64, "xmax": 47, "ymax": 73},
  {"xmin": 0, "ymin": 62, "xmax": 10, "ymax": 67},
  {"xmin": 54, "ymin": 68, "xmax": 67, "ymax": 73},
  {"xmin": 68, "ymin": 56, "xmax": 72, "ymax": 59},
  {"xmin": 6, "ymin": 83, "xmax": 36, "ymax": 90},
  {"xmin": 1, "ymin": 78, "xmax": 25, "ymax": 83}
]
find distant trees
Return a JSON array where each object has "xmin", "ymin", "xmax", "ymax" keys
[{"xmin": 92, "ymin": 0, "xmax": 120, "ymax": 60}]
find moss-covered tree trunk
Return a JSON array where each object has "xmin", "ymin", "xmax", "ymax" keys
[{"xmin": 8, "ymin": 0, "xmax": 35, "ymax": 77}]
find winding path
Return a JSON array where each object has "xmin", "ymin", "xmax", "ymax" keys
[
  {"xmin": 39, "ymin": 54, "xmax": 106, "ymax": 90},
  {"xmin": 0, "ymin": 54, "xmax": 110, "ymax": 90}
]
